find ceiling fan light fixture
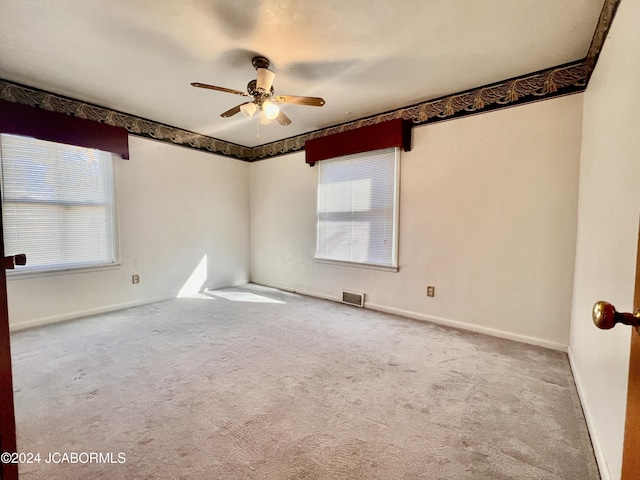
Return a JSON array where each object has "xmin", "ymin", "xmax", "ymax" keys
[
  {"xmin": 262, "ymin": 100, "xmax": 280, "ymax": 120},
  {"xmin": 191, "ymin": 56, "xmax": 325, "ymax": 132},
  {"xmin": 256, "ymin": 68, "xmax": 276, "ymax": 91},
  {"xmin": 259, "ymin": 110, "xmax": 273, "ymax": 125},
  {"xmin": 240, "ymin": 102, "xmax": 257, "ymax": 119}
]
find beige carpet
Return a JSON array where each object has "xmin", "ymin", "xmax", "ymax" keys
[{"xmin": 11, "ymin": 284, "xmax": 598, "ymax": 479}]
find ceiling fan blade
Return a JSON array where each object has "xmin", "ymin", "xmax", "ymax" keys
[
  {"xmin": 191, "ymin": 82, "xmax": 250, "ymax": 97},
  {"xmin": 256, "ymin": 68, "xmax": 275, "ymax": 92},
  {"xmin": 275, "ymin": 110, "xmax": 292, "ymax": 126},
  {"xmin": 220, "ymin": 103, "xmax": 247, "ymax": 118},
  {"xmin": 274, "ymin": 95, "xmax": 325, "ymax": 107}
]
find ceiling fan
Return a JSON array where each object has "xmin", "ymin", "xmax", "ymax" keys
[{"xmin": 191, "ymin": 56, "xmax": 325, "ymax": 127}]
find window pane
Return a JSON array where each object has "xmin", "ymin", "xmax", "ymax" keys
[
  {"xmin": 316, "ymin": 148, "xmax": 398, "ymax": 267},
  {"xmin": 0, "ymin": 134, "xmax": 116, "ymax": 271}
]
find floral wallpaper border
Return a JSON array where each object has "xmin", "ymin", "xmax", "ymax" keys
[
  {"xmin": 585, "ymin": 0, "xmax": 621, "ymax": 78},
  {"xmin": 0, "ymin": 79, "xmax": 252, "ymax": 160},
  {"xmin": 251, "ymin": 61, "xmax": 587, "ymax": 160}
]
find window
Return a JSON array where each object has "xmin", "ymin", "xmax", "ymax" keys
[
  {"xmin": 0, "ymin": 134, "xmax": 118, "ymax": 272},
  {"xmin": 315, "ymin": 147, "xmax": 399, "ymax": 269}
]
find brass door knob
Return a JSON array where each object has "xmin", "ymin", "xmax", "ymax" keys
[{"xmin": 593, "ymin": 301, "xmax": 640, "ymax": 329}]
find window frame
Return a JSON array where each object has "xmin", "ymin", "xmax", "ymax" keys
[
  {"xmin": 314, "ymin": 147, "xmax": 400, "ymax": 272},
  {"xmin": 0, "ymin": 134, "xmax": 121, "ymax": 277}
]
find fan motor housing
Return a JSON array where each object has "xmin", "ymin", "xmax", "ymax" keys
[
  {"xmin": 251, "ymin": 56, "xmax": 270, "ymax": 70},
  {"xmin": 247, "ymin": 80, "xmax": 274, "ymax": 99}
]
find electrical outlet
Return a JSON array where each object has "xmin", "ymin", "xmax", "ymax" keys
[
  {"xmin": 426, "ymin": 286, "xmax": 435, "ymax": 297},
  {"xmin": 132, "ymin": 274, "xmax": 140, "ymax": 284}
]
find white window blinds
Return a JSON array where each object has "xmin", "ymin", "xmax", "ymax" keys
[
  {"xmin": 0, "ymin": 134, "xmax": 117, "ymax": 272},
  {"xmin": 316, "ymin": 147, "xmax": 399, "ymax": 268}
]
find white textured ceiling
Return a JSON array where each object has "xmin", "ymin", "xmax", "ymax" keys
[{"xmin": 0, "ymin": 0, "xmax": 605, "ymax": 148}]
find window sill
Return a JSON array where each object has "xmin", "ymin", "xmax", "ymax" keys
[
  {"xmin": 313, "ymin": 257, "xmax": 398, "ymax": 273},
  {"xmin": 6, "ymin": 262, "xmax": 122, "ymax": 280}
]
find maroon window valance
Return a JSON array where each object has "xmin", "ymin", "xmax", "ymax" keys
[
  {"xmin": 0, "ymin": 99, "xmax": 129, "ymax": 159},
  {"xmin": 305, "ymin": 118, "xmax": 412, "ymax": 166}
]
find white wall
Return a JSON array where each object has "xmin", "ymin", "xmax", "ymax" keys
[
  {"xmin": 568, "ymin": 1, "xmax": 640, "ymax": 478},
  {"xmin": 250, "ymin": 94, "xmax": 583, "ymax": 349},
  {"xmin": 7, "ymin": 136, "xmax": 251, "ymax": 329}
]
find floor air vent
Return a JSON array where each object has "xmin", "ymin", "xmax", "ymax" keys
[{"xmin": 342, "ymin": 290, "xmax": 365, "ymax": 307}]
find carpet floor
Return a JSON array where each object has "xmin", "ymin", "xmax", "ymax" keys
[{"xmin": 11, "ymin": 284, "xmax": 599, "ymax": 479}]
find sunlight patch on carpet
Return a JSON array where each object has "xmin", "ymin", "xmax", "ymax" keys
[{"xmin": 208, "ymin": 291, "xmax": 285, "ymax": 304}]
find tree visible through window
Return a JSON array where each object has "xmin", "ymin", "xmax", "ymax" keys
[
  {"xmin": 316, "ymin": 147, "xmax": 399, "ymax": 268},
  {"xmin": 0, "ymin": 134, "xmax": 117, "ymax": 272}
]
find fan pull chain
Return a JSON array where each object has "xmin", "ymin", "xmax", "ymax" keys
[{"xmin": 256, "ymin": 114, "xmax": 260, "ymax": 139}]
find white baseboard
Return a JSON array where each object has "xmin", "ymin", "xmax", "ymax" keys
[
  {"xmin": 9, "ymin": 294, "xmax": 175, "ymax": 332},
  {"xmin": 568, "ymin": 346, "xmax": 610, "ymax": 480},
  {"xmin": 10, "ymin": 279, "xmax": 249, "ymax": 332},
  {"xmin": 251, "ymin": 280, "xmax": 567, "ymax": 352},
  {"xmin": 366, "ymin": 302, "xmax": 567, "ymax": 352},
  {"xmin": 205, "ymin": 279, "xmax": 248, "ymax": 291},
  {"xmin": 251, "ymin": 280, "xmax": 341, "ymax": 303}
]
